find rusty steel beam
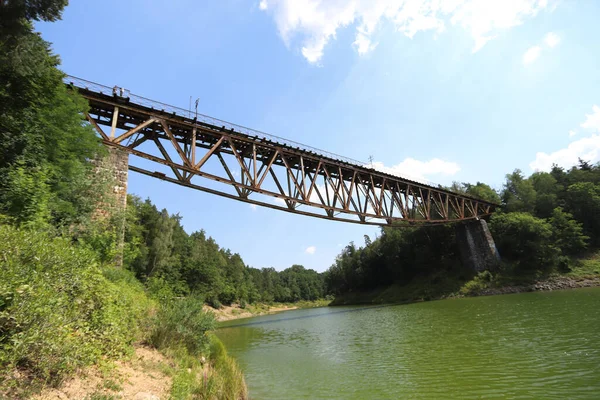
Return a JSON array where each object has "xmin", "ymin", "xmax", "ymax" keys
[{"xmin": 66, "ymin": 76, "xmax": 497, "ymax": 226}]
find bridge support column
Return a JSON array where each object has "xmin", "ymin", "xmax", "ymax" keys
[
  {"xmin": 456, "ymin": 219, "xmax": 500, "ymax": 272},
  {"xmin": 93, "ymin": 147, "xmax": 129, "ymax": 267}
]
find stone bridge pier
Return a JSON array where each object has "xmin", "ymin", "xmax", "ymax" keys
[
  {"xmin": 93, "ymin": 147, "xmax": 129, "ymax": 267},
  {"xmin": 456, "ymin": 219, "xmax": 500, "ymax": 272}
]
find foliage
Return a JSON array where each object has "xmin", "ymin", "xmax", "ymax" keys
[
  {"xmin": 0, "ymin": 225, "xmax": 151, "ymax": 391},
  {"xmin": 325, "ymin": 224, "xmax": 459, "ymax": 295},
  {"xmin": 459, "ymin": 270, "xmax": 494, "ymax": 295},
  {"xmin": 0, "ymin": 6, "xmax": 104, "ymax": 230},
  {"xmin": 168, "ymin": 334, "xmax": 247, "ymax": 400},
  {"xmin": 326, "ymin": 160, "xmax": 600, "ymax": 297},
  {"xmin": 123, "ymin": 195, "xmax": 326, "ymax": 306},
  {"xmin": 549, "ymin": 207, "xmax": 588, "ymax": 255},
  {"xmin": 150, "ymin": 296, "xmax": 215, "ymax": 356},
  {"xmin": 490, "ymin": 212, "xmax": 559, "ymax": 270}
]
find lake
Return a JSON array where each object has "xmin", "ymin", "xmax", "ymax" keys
[{"xmin": 218, "ymin": 288, "xmax": 600, "ymax": 399}]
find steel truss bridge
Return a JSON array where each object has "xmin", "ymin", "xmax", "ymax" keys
[{"xmin": 66, "ymin": 76, "xmax": 496, "ymax": 226}]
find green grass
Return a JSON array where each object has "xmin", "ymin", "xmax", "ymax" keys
[
  {"xmin": 167, "ymin": 335, "xmax": 247, "ymax": 400},
  {"xmin": 566, "ymin": 254, "xmax": 600, "ymax": 279}
]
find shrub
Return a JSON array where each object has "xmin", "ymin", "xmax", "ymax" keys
[
  {"xmin": 490, "ymin": 212, "xmax": 559, "ymax": 271},
  {"xmin": 206, "ymin": 296, "xmax": 222, "ymax": 310},
  {"xmin": 0, "ymin": 224, "xmax": 152, "ymax": 389},
  {"xmin": 459, "ymin": 271, "xmax": 494, "ymax": 295},
  {"xmin": 218, "ymin": 285, "xmax": 236, "ymax": 306},
  {"xmin": 150, "ymin": 295, "xmax": 215, "ymax": 356}
]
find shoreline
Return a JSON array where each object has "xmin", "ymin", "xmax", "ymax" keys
[
  {"xmin": 472, "ymin": 275, "xmax": 600, "ymax": 297},
  {"xmin": 330, "ymin": 272, "xmax": 600, "ymax": 306},
  {"xmin": 205, "ymin": 299, "xmax": 330, "ymax": 322}
]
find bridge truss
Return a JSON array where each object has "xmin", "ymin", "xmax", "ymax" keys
[{"xmin": 67, "ymin": 76, "xmax": 496, "ymax": 226}]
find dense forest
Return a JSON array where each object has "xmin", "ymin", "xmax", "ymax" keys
[
  {"xmin": 324, "ymin": 165, "xmax": 593, "ymax": 296},
  {"xmin": 121, "ymin": 196, "xmax": 326, "ymax": 306},
  {"xmin": 0, "ymin": 2, "xmax": 246, "ymax": 397}
]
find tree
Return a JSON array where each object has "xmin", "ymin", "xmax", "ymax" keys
[
  {"xmin": 0, "ymin": 8, "xmax": 103, "ymax": 228},
  {"xmin": 0, "ymin": 0, "xmax": 68, "ymax": 25},
  {"xmin": 490, "ymin": 212, "xmax": 558, "ymax": 270},
  {"xmin": 564, "ymin": 182, "xmax": 600, "ymax": 246},
  {"xmin": 529, "ymin": 172, "xmax": 560, "ymax": 218},
  {"xmin": 549, "ymin": 207, "xmax": 588, "ymax": 255},
  {"xmin": 468, "ymin": 182, "xmax": 500, "ymax": 203},
  {"xmin": 501, "ymin": 169, "xmax": 537, "ymax": 213}
]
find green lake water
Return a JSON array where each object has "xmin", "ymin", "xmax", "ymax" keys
[{"xmin": 217, "ymin": 288, "xmax": 600, "ymax": 399}]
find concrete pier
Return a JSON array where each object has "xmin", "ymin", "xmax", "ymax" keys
[{"xmin": 456, "ymin": 219, "xmax": 500, "ymax": 272}]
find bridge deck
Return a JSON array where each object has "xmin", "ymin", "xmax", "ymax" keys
[{"xmin": 66, "ymin": 75, "xmax": 496, "ymax": 226}]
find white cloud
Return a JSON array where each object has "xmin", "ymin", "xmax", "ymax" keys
[
  {"xmin": 530, "ymin": 135, "xmax": 600, "ymax": 171},
  {"xmin": 370, "ymin": 158, "xmax": 460, "ymax": 184},
  {"xmin": 522, "ymin": 45, "xmax": 541, "ymax": 65},
  {"xmin": 581, "ymin": 105, "xmax": 600, "ymax": 132},
  {"xmin": 259, "ymin": 0, "xmax": 553, "ymax": 63},
  {"xmin": 354, "ymin": 32, "xmax": 377, "ymax": 55},
  {"xmin": 530, "ymin": 106, "xmax": 600, "ymax": 171},
  {"xmin": 544, "ymin": 31, "xmax": 560, "ymax": 47},
  {"xmin": 305, "ymin": 245, "xmax": 316, "ymax": 254},
  {"xmin": 249, "ymin": 204, "xmax": 258, "ymax": 211}
]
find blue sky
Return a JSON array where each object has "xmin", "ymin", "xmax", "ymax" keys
[{"xmin": 38, "ymin": 0, "xmax": 600, "ymax": 272}]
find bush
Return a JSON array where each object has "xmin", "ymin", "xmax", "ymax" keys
[
  {"xmin": 490, "ymin": 212, "xmax": 559, "ymax": 271},
  {"xmin": 206, "ymin": 296, "xmax": 222, "ymax": 309},
  {"xmin": 459, "ymin": 271, "xmax": 494, "ymax": 295},
  {"xmin": 150, "ymin": 296, "xmax": 215, "ymax": 356},
  {"xmin": 218, "ymin": 285, "xmax": 236, "ymax": 306},
  {"xmin": 0, "ymin": 224, "xmax": 152, "ymax": 389}
]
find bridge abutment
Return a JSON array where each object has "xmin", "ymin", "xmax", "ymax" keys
[
  {"xmin": 93, "ymin": 147, "xmax": 129, "ymax": 267},
  {"xmin": 456, "ymin": 219, "xmax": 500, "ymax": 272}
]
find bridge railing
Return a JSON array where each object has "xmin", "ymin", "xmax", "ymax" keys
[{"xmin": 64, "ymin": 74, "xmax": 437, "ymax": 187}]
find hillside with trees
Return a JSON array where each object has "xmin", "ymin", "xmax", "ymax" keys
[
  {"xmin": 121, "ymin": 195, "xmax": 326, "ymax": 307},
  {"xmin": 324, "ymin": 164, "xmax": 598, "ymax": 302}
]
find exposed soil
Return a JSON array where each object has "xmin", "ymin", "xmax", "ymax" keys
[
  {"xmin": 33, "ymin": 347, "xmax": 172, "ymax": 400},
  {"xmin": 204, "ymin": 304, "xmax": 298, "ymax": 322}
]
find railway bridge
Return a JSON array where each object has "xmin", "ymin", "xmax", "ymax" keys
[{"xmin": 66, "ymin": 76, "xmax": 500, "ymax": 271}]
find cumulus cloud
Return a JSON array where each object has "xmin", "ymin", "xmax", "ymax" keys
[
  {"xmin": 522, "ymin": 45, "xmax": 541, "ymax": 65},
  {"xmin": 530, "ymin": 106, "xmax": 600, "ymax": 171},
  {"xmin": 523, "ymin": 32, "xmax": 560, "ymax": 66},
  {"xmin": 530, "ymin": 135, "xmax": 600, "ymax": 172},
  {"xmin": 581, "ymin": 105, "xmax": 600, "ymax": 132},
  {"xmin": 305, "ymin": 245, "xmax": 316, "ymax": 254},
  {"xmin": 544, "ymin": 31, "xmax": 560, "ymax": 47},
  {"xmin": 259, "ymin": 0, "xmax": 554, "ymax": 63},
  {"xmin": 370, "ymin": 158, "xmax": 460, "ymax": 184}
]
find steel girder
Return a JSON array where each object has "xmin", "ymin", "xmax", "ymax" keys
[{"xmin": 67, "ymin": 77, "xmax": 497, "ymax": 226}]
